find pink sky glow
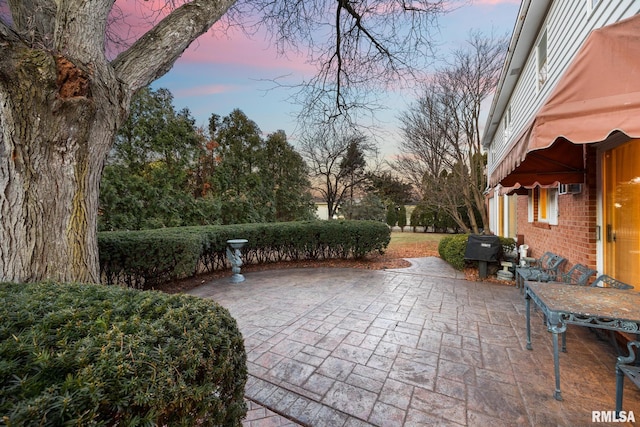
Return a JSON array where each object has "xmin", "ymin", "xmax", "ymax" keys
[{"xmin": 111, "ymin": 0, "xmax": 520, "ymax": 154}]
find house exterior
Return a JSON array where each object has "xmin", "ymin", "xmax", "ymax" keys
[{"xmin": 482, "ymin": 0, "xmax": 640, "ymax": 287}]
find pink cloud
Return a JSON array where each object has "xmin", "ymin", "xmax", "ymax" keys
[
  {"xmin": 182, "ymin": 33, "xmax": 265, "ymax": 64},
  {"xmin": 111, "ymin": 0, "xmax": 315, "ymax": 74},
  {"xmin": 179, "ymin": 27, "xmax": 316, "ymax": 75},
  {"xmin": 174, "ymin": 84, "xmax": 237, "ymax": 97}
]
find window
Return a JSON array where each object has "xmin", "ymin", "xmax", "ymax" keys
[
  {"xmin": 587, "ymin": 0, "xmax": 600, "ymax": 14},
  {"xmin": 537, "ymin": 30, "xmax": 548, "ymax": 89},
  {"xmin": 528, "ymin": 186, "xmax": 558, "ymax": 225},
  {"xmin": 539, "ymin": 188, "xmax": 548, "ymax": 221},
  {"xmin": 503, "ymin": 105, "xmax": 512, "ymax": 142}
]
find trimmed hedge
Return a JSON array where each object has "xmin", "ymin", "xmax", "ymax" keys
[
  {"xmin": 0, "ymin": 282, "xmax": 247, "ymax": 426},
  {"xmin": 99, "ymin": 220, "xmax": 391, "ymax": 289},
  {"xmin": 438, "ymin": 234, "xmax": 470, "ymax": 270},
  {"xmin": 99, "ymin": 230, "xmax": 205, "ymax": 289},
  {"xmin": 438, "ymin": 234, "xmax": 516, "ymax": 271}
]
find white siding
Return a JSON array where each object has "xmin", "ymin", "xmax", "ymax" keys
[
  {"xmin": 486, "ymin": 0, "xmax": 640, "ymax": 179},
  {"xmin": 315, "ymin": 203, "xmax": 329, "ymax": 220},
  {"xmin": 488, "ymin": 194, "xmax": 497, "ymax": 235}
]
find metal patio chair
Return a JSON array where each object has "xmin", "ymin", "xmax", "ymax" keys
[
  {"xmin": 587, "ymin": 275, "xmax": 635, "ymax": 355},
  {"xmin": 555, "ymin": 263, "xmax": 597, "ymax": 286},
  {"xmin": 616, "ymin": 341, "xmax": 640, "ymax": 416},
  {"xmin": 516, "ymin": 251, "xmax": 567, "ymax": 289},
  {"xmin": 545, "ymin": 264, "xmax": 597, "ymax": 350},
  {"xmin": 592, "ymin": 274, "xmax": 635, "ymax": 290}
]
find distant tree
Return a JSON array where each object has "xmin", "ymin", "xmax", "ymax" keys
[
  {"xmin": 190, "ymin": 127, "xmax": 220, "ymax": 198},
  {"xmin": 261, "ymin": 130, "xmax": 316, "ymax": 222},
  {"xmin": 410, "ymin": 203, "xmax": 456, "ymax": 233},
  {"xmin": 1, "ymin": 0, "xmax": 448, "ymax": 283},
  {"xmin": 396, "ymin": 32, "xmax": 506, "ymax": 233},
  {"xmin": 339, "ymin": 194, "xmax": 386, "ymax": 221},
  {"xmin": 386, "ymin": 203, "xmax": 397, "ymax": 228},
  {"xmin": 409, "ymin": 204, "xmax": 426, "ymax": 231},
  {"xmin": 340, "ymin": 139, "xmax": 367, "ymax": 217},
  {"xmin": 366, "ymin": 171, "xmax": 414, "ymax": 206},
  {"xmin": 208, "ymin": 110, "xmax": 317, "ymax": 224},
  {"xmin": 102, "ymin": 102, "xmax": 314, "ymax": 229},
  {"xmin": 209, "ymin": 109, "xmax": 272, "ymax": 224},
  {"xmin": 100, "ymin": 87, "xmax": 220, "ymax": 230},
  {"xmin": 301, "ymin": 131, "xmax": 377, "ymax": 219},
  {"xmin": 110, "ymin": 87, "xmax": 202, "ymax": 172},
  {"xmin": 397, "ymin": 205, "xmax": 407, "ymax": 231}
]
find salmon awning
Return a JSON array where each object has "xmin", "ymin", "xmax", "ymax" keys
[{"xmin": 490, "ymin": 13, "xmax": 640, "ymax": 188}]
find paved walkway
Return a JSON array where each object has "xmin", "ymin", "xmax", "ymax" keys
[{"xmin": 188, "ymin": 258, "xmax": 640, "ymax": 426}]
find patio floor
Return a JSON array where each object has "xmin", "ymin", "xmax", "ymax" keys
[{"xmin": 187, "ymin": 257, "xmax": 640, "ymax": 426}]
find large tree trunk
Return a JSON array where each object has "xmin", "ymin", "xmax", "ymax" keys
[
  {"xmin": 0, "ymin": 45, "xmax": 125, "ymax": 283},
  {"xmin": 0, "ymin": 0, "xmax": 435, "ymax": 283},
  {"xmin": 0, "ymin": 0, "xmax": 235, "ymax": 283}
]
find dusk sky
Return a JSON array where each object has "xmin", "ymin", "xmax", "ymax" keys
[{"xmin": 137, "ymin": 1, "xmax": 521, "ymax": 158}]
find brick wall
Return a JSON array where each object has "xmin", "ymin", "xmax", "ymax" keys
[{"xmin": 515, "ymin": 147, "xmax": 598, "ymax": 271}]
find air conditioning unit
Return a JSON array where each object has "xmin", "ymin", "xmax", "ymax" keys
[{"xmin": 559, "ymin": 183, "xmax": 582, "ymax": 195}]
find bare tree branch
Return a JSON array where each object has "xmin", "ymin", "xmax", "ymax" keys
[
  {"xmin": 112, "ymin": 0, "xmax": 236, "ymax": 92},
  {"xmin": 0, "ymin": 0, "xmax": 451, "ymax": 282},
  {"xmin": 300, "ymin": 126, "xmax": 378, "ymax": 218},
  {"xmin": 395, "ymin": 31, "xmax": 507, "ymax": 233},
  {"xmin": 245, "ymin": 0, "xmax": 449, "ymax": 124}
]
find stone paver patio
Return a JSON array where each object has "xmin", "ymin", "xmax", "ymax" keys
[{"xmin": 188, "ymin": 257, "xmax": 640, "ymax": 426}]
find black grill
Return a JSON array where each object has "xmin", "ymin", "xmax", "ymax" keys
[
  {"xmin": 464, "ymin": 234, "xmax": 502, "ymax": 262},
  {"xmin": 464, "ymin": 235, "xmax": 502, "ymax": 279}
]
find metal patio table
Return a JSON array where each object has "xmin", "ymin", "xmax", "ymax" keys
[{"xmin": 524, "ymin": 281, "xmax": 640, "ymax": 400}]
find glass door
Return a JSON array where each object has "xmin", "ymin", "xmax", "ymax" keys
[{"xmin": 603, "ymin": 140, "xmax": 640, "ymax": 286}]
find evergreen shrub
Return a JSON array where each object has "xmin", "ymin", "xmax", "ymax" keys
[
  {"xmin": 397, "ymin": 205, "xmax": 407, "ymax": 230},
  {"xmin": 438, "ymin": 234, "xmax": 517, "ymax": 271},
  {"xmin": 0, "ymin": 282, "xmax": 247, "ymax": 426},
  {"xmin": 438, "ymin": 234, "xmax": 470, "ymax": 270},
  {"xmin": 99, "ymin": 229, "xmax": 204, "ymax": 289},
  {"xmin": 99, "ymin": 220, "xmax": 390, "ymax": 288}
]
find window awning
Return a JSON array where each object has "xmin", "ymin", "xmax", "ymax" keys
[
  {"xmin": 499, "ymin": 137, "xmax": 586, "ymax": 188},
  {"xmin": 489, "ymin": 13, "xmax": 640, "ymax": 188}
]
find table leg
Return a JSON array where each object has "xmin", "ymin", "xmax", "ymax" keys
[
  {"xmin": 526, "ymin": 292, "xmax": 532, "ymax": 350},
  {"xmin": 550, "ymin": 322, "xmax": 567, "ymax": 401},
  {"xmin": 616, "ymin": 365, "xmax": 624, "ymax": 415}
]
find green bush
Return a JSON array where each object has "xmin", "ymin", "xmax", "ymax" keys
[
  {"xmin": 0, "ymin": 282, "xmax": 247, "ymax": 427},
  {"xmin": 99, "ymin": 220, "xmax": 391, "ymax": 288},
  {"xmin": 438, "ymin": 234, "xmax": 470, "ymax": 270},
  {"xmin": 99, "ymin": 229, "xmax": 204, "ymax": 289},
  {"xmin": 437, "ymin": 235, "xmax": 452, "ymax": 256},
  {"xmin": 438, "ymin": 234, "xmax": 517, "ymax": 271},
  {"xmin": 190, "ymin": 220, "xmax": 390, "ymax": 263},
  {"xmin": 498, "ymin": 236, "xmax": 517, "ymax": 256}
]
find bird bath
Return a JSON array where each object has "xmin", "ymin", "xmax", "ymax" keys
[{"xmin": 226, "ymin": 239, "xmax": 248, "ymax": 283}]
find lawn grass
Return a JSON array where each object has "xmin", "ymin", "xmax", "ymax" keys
[
  {"xmin": 388, "ymin": 231, "xmax": 448, "ymax": 247},
  {"xmin": 384, "ymin": 231, "xmax": 449, "ymax": 258}
]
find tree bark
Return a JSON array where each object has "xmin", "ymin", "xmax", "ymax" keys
[
  {"xmin": 0, "ymin": 0, "xmax": 236, "ymax": 283},
  {"xmin": 0, "ymin": 44, "xmax": 124, "ymax": 283},
  {"xmin": 0, "ymin": 0, "xmax": 441, "ymax": 283}
]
